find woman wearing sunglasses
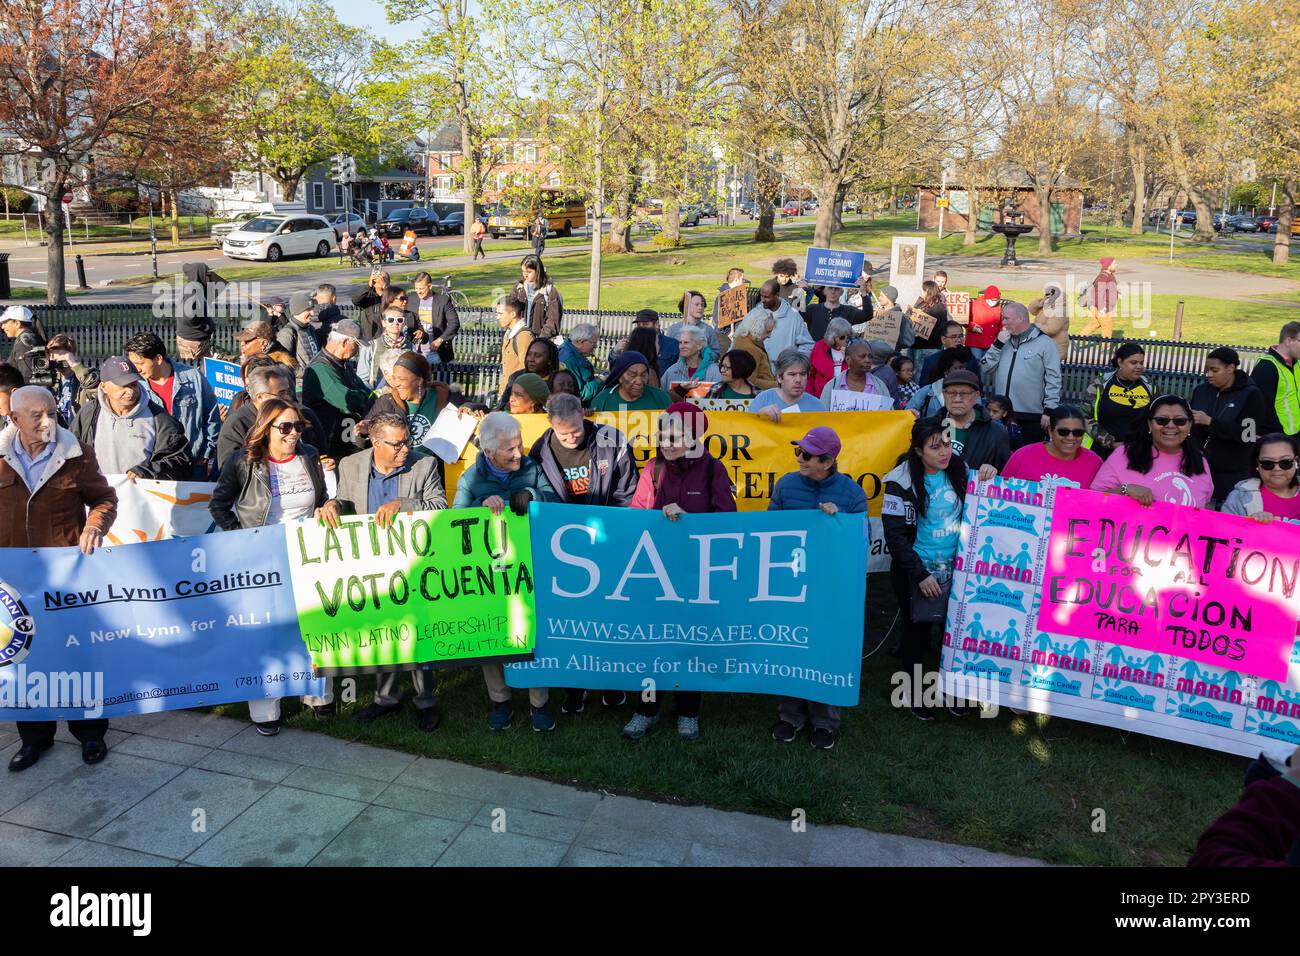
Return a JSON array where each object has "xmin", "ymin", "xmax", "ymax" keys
[
  {"xmin": 1000, "ymin": 405, "xmax": 1102, "ymax": 488},
  {"xmin": 624, "ymin": 402, "xmax": 736, "ymax": 742},
  {"xmin": 1090, "ymin": 395, "xmax": 1212, "ymax": 508},
  {"xmin": 1191, "ymin": 347, "xmax": 1268, "ymax": 507},
  {"xmin": 209, "ymin": 398, "xmax": 335, "ymax": 735},
  {"xmin": 357, "ymin": 306, "xmax": 415, "ymax": 389},
  {"xmin": 1222, "ymin": 434, "xmax": 1300, "ymax": 522}
]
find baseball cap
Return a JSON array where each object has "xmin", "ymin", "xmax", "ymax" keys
[
  {"xmin": 236, "ymin": 319, "xmax": 272, "ymax": 342},
  {"xmin": 332, "ymin": 319, "xmax": 362, "ymax": 341},
  {"xmin": 1, "ymin": 305, "xmax": 33, "ymax": 324},
  {"xmin": 99, "ymin": 355, "xmax": 142, "ymax": 387},
  {"xmin": 262, "ymin": 295, "xmax": 285, "ymax": 309},
  {"xmin": 980, "ymin": 285, "xmax": 1001, "ymax": 299},
  {"xmin": 289, "ymin": 291, "xmax": 314, "ymax": 316},
  {"xmin": 792, "ymin": 426, "xmax": 841, "ymax": 458},
  {"xmin": 942, "ymin": 369, "xmax": 982, "ymax": 392},
  {"xmin": 868, "ymin": 340, "xmax": 894, "ymax": 362},
  {"xmin": 634, "ymin": 308, "xmax": 660, "ymax": 325}
]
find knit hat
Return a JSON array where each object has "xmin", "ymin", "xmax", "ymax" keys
[
  {"xmin": 1100, "ymin": 256, "xmax": 1115, "ymax": 270},
  {"xmin": 881, "ymin": 285, "xmax": 899, "ymax": 303},
  {"xmin": 175, "ymin": 312, "xmax": 214, "ymax": 342},
  {"xmin": 603, "ymin": 350, "xmax": 649, "ymax": 389},
  {"xmin": 662, "ymin": 400, "xmax": 708, "ymax": 440},
  {"xmin": 513, "ymin": 372, "xmax": 550, "ymax": 406},
  {"xmin": 980, "ymin": 285, "xmax": 1001, "ymax": 299},
  {"xmin": 289, "ymin": 291, "xmax": 314, "ymax": 316}
]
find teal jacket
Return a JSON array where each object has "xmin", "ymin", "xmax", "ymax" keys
[
  {"xmin": 560, "ymin": 340, "xmax": 601, "ymax": 404},
  {"xmin": 452, "ymin": 450, "xmax": 560, "ymax": 508}
]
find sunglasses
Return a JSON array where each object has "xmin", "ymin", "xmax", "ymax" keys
[
  {"xmin": 273, "ymin": 421, "xmax": 306, "ymax": 436},
  {"xmin": 383, "ymin": 315, "xmax": 405, "ymax": 323},
  {"xmin": 1152, "ymin": 416, "xmax": 1190, "ymax": 427},
  {"xmin": 1259, "ymin": 457, "xmax": 1297, "ymax": 471},
  {"xmin": 795, "ymin": 448, "xmax": 831, "ymax": 463},
  {"xmin": 1054, "ymin": 428, "xmax": 1086, "ymax": 438}
]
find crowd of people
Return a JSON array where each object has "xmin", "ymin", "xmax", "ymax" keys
[{"xmin": 3, "ymin": 252, "xmax": 1300, "ymax": 864}]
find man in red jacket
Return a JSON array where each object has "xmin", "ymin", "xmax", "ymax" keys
[
  {"xmin": 1189, "ymin": 746, "xmax": 1300, "ymax": 867},
  {"xmin": 966, "ymin": 285, "xmax": 1002, "ymax": 361}
]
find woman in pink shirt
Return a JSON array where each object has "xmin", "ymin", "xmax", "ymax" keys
[
  {"xmin": 1221, "ymin": 434, "xmax": 1300, "ymax": 522},
  {"xmin": 1090, "ymin": 395, "xmax": 1213, "ymax": 508},
  {"xmin": 1001, "ymin": 405, "xmax": 1103, "ymax": 488}
]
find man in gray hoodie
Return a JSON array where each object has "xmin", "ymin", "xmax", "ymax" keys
[
  {"xmin": 980, "ymin": 300, "xmax": 1061, "ymax": 443},
  {"xmin": 70, "ymin": 357, "xmax": 191, "ymax": 481}
]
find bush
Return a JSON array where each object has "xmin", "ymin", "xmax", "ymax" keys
[
  {"xmin": 649, "ymin": 232, "xmax": 684, "ymax": 249},
  {"xmin": 0, "ymin": 187, "xmax": 31, "ymax": 213}
]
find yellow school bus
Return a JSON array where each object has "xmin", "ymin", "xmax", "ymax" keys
[{"xmin": 487, "ymin": 189, "xmax": 587, "ymax": 239}]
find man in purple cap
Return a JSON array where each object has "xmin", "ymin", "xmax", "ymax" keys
[{"xmin": 768, "ymin": 425, "xmax": 867, "ymax": 750}]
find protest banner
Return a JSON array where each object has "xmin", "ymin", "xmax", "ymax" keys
[
  {"xmin": 287, "ymin": 509, "xmax": 536, "ymax": 675},
  {"xmin": 104, "ymin": 476, "xmax": 217, "ymax": 544},
  {"xmin": 0, "ymin": 528, "xmax": 322, "ymax": 721},
  {"xmin": 908, "ymin": 308, "xmax": 938, "ymax": 341},
  {"xmin": 823, "ymin": 388, "xmax": 893, "ymax": 412},
  {"xmin": 856, "ymin": 308, "xmax": 902, "ymax": 345},
  {"xmin": 507, "ymin": 504, "xmax": 867, "ymax": 704},
  {"xmin": 203, "ymin": 357, "xmax": 242, "ymax": 409},
  {"xmin": 803, "ymin": 247, "xmax": 866, "ymax": 288},
  {"xmin": 945, "ymin": 291, "xmax": 970, "ymax": 323},
  {"xmin": 691, "ymin": 397, "xmax": 752, "ymax": 412},
  {"xmin": 941, "ymin": 477, "xmax": 1300, "ymax": 757},
  {"xmin": 445, "ymin": 411, "xmax": 910, "ymax": 572},
  {"xmin": 717, "ymin": 285, "xmax": 748, "ymax": 328}
]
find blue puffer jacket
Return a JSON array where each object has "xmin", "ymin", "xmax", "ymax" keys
[{"xmin": 768, "ymin": 468, "xmax": 868, "ymax": 515}]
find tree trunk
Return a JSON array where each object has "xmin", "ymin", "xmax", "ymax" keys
[
  {"xmin": 1164, "ymin": 126, "xmax": 1215, "ymax": 243},
  {"xmin": 1035, "ymin": 179, "xmax": 1053, "ymax": 255},
  {"xmin": 753, "ymin": 160, "xmax": 779, "ymax": 242},
  {"xmin": 661, "ymin": 188, "xmax": 682, "ymax": 246},
  {"xmin": 1129, "ymin": 135, "xmax": 1147, "ymax": 235},
  {"xmin": 461, "ymin": 123, "xmax": 477, "ymax": 255},
  {"xmin": 964, "ymin": 186, "xmax": 979, "ymax": 246},
  {"xmin": 278, "ymin": 173, "xmax": 300, "ymax": 203},
  {"xmin": 43, "ymin": 190, "xmax": 69, "ymax": 306},
  {"xmin": 1274, "ymin": 179, "xmax": 1294, "ymax": 266},
  {"xmin": 831, "ymin": 182, "xmax": 847, "ymax": 232},
  {"xmin": 604, "ymin": 184, "xmax": 635, "ymax": 253},
  {"xmin": 169, "ymin": 188, "xmax": 180, "ymax": 247},
  {"xmin": 811, "ymin": 174, "xmax": 842, "ymax": 247}
]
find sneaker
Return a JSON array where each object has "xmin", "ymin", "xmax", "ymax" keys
[
  {"xmin": 947, "ymin": 705, "xmax": 975, "ymax": 718},
  {"xmin": 253, "ymin": 720, "xmax": 281, "ymax": 736},
  {"xmin": 601, "ymin": 690, "xmax": 627, "ymax": 707},
  {"xmin": 354, "ymin": 701, "xmax": 401, "ymax": 723},
  {"xmin": 488, "ymin": 701, "xmax": 513, "ymax": 731},
  {"xmin": 417, "ymin": 707, "xmax": 441, "ymax": 732},
  {"xmin": 677, "ymin": 716, "xmax": 700, "ymax": 740},
  {"xmin": 810, "ymin": 728, "xmax": 836, "ymax": 750},
  {"xmin": 771, "ymin": 720, "xmax": 799, "ymax": 743},
  {"xmin": 622, "ymin": 713, "xmax": 658, "ymax": 740},
  {"xmin": 308, "ymin": 702, "xmax": 336, "ymax": 719},
  {"xmin": 561, "ymin": 689, "xmax": 587, "ymax": 715},
  {"xmin": 532, "ymin": 705, "xmax": 556, "ymax": 732},
  {"xmin": 909, "ymin": 706, "xmax": 936, "ymax": 722}
]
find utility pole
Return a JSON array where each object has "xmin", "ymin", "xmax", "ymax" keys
[{"xmin": 587, "ymin": 0, "xmax": 606, "ymax": 312}]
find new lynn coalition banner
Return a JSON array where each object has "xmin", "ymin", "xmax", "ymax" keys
[
  {"xmin": 941, "ymin": 478, "xmax": 1300, "ymax": 758},
  {"xmin": 446, "ymin": 410, "xmax": 912, "ymax": 572},
  {"xmin": 287, "ymin": 508, "xmax": 536, "ymax": 676},
  {"xmin": 0, "ymin": 528, "xmax": 322, "ymax": 721},
  {"xmin": 506, "ymin": 504, "xmax": 867, "ymax": 705}
]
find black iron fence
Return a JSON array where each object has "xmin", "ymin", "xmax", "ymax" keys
[{"xmin": 5, "ymin": 304, "xmax": 1271, "ymax": 408}]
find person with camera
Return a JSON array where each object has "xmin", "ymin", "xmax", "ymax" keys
[
  {"xmin": 0, "ymin": 305, "xmax": 46, "ymax": 384},
  {"xmin": 351, "ymin": 269, "xmax": 392, "ymax": 341},
  {"xmin": 41, "ymin": 333, "xmax": 98, "ymax": 425}
]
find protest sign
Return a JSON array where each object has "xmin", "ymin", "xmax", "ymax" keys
[
  {"xmin": 446, "ymin": 411, "xmax": 910, "ymax": 571},
  {"xmin": 823, "ymin": 388, "xmax": 893, "ymax": 412},
  {"xmin": 1040, "ymin": 487, "xmax": 1297, "ymax": 681},
  {"xmin": 507, "ymin": 505, "xmax": 867, "ymax": 704},
  {"xmin": 203, "ymin": 357, "xmax": 242, "ymax": 409},
  {"xmin": 0, "ymin": 528, "xmax": 322, "ymax": 721},
  {"xmin": 717, "ymin": 285, "xmax": 748, "ymax": 328},
  {"xmin": 908, "ymin": 308, "xmax": 938, "ymax": 340},
  {"xmin": 287, "ymin": 509, "xmax": 536, "ymax": 675},
  {"xmin": 945, "ymin": 291, "xmax": 970, "ymax": 323},
  {"xmin": 691, "ymin": 397, "xmax": 752, "ymax": 412},
  {"xmin": 856, "ymin": 308, "xmax": 902, "ymax": 345},
  {"xmin": 941, "ymin": 477, "xmax": 1300, "ymax": 758},
  {"xmin": 804, "ymin": 247, "xmax": 865, "ymax": 288},
  {"xmin": 104, "ymin": 476, "xmax": 217, "ymax": 544}
]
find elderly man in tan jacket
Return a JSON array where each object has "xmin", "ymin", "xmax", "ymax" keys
[{"xmin": 0, "ymin": 386, "xmax": 117, "ymax": 772}]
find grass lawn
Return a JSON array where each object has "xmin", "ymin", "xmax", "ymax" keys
[{"xmin": 213, "ymin": 572, "xmax": 1243, "ymax": 866}]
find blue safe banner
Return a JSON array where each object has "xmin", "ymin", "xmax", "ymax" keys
[
  {"xmin": 803, "ymin": 247, "xmax": 866, "ymax": 288},
  {"xmin": 0, "ymin": 527, "xmax": 323, "ymax": 720},
  {"xmin": 507, "ymin": 503, "xmax": 867, "ymax": 705}
]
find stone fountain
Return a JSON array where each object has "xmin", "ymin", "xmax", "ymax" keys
[{"xmin": 991, "ymin": 196, "xmax": 1033, "ymax": 267}]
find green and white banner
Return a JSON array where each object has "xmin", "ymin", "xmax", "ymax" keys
[{"xmin": 287, "ymin": 508, "xmax": 536, "ymax": 675}]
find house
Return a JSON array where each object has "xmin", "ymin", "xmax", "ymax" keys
[
  {"xmin": 426, "ymin": 121, "xmax": 567, "ymax": 211},
  {"xmin": 914, "ymin": 165, "xmax": 1084, "ymax": 236}
]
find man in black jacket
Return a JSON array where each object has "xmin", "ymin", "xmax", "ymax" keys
[
  {"xmin": 408, "ymin": 272, "xmax": 460, "ymax": 363},
  {"xmin": 805, "ymin": 285, "xmax": 864, "ymax": 341},
  {"xmin": 70, "ymin": 357, "xmax": 192, "ymax": 481},
  {"xmin": 937, "ymin": 369, "xmax": 1009, "ymax": 473},
  {"xmin": 1, "ymin": 305, "xmax": 46, "ymax": 382}
]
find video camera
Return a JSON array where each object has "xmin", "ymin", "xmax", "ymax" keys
[{"xmin": 25, "ymin": 346, "xmax": 67, "ymax": 392}]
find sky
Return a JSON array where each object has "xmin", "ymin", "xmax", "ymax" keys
[{"xmin": 329, "ymin": 0, "xmax": 423, "ymax": 45}]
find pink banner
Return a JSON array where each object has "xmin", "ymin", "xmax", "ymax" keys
[{"xmin": 1039, "ymin": 487, "xmax": 1299, "ymax": 680}]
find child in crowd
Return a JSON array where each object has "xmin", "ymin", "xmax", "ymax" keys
[
  {"xmin": 988, "ymin": 395, "xmax": 1023, "ymax": 450},
  {"xmin": 892, "ymin": 355, "xmax": 918, "ymax": 406}
]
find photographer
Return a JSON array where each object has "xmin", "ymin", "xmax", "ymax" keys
[
  {"xmin": 1, "ymin": 305, "xmax": 46, "ymax": 383},
  {"xmin": 41, "ymin": 334, "xmax": 99, "ymax": 425}
]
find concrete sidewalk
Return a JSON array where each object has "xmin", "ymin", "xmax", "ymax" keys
[{"xmin": 0, "ymin": 711, "xmax": 1045, "ymax": 867}]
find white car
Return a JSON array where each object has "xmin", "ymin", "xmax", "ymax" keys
[{"xmin": 222, "ymin": 214, "xmax": 336, "ymax": 262}]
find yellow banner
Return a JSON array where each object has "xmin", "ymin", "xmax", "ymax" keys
[{"xmin": 446, "ymin": 410, "xmax": 914, "ymax": 515}]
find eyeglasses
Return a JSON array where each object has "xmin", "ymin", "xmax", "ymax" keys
[
  {"xmin": 395, "ymin": 295, "xmax": 408, "ymax": 301},
  {"xmin": 795, "ymin": 448, "xmax": 831, "ymax": 463},
  {"xmin": 272, "ymin": 421, "xmax": 306, "ymax": 436},
  {"xmin": 1259, "ymin": 457, "xmax": 1297, "ymax": 471},
  {"xmin": 1152, "ymin": 416, "xmax": 1190, "ymax": 427},
  {"xmin": 1054, "ymin": 428, "xmax": 1086, "ymax": 438},
  {"xmin": 377, "ymin": 437, "xmax": 413, "ymax": 450}
]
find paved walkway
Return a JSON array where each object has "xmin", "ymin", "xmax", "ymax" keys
[{"xmin": 0, "ymin": 711, "xmax": 1044, "ymax": 867}]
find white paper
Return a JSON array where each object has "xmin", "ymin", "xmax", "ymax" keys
[
  {"xmin": 828, "ymin": 390, "xmax": 894, "ymax": 412},
  {"xmin": 323, "ymin": 467, "xmax": 338, "ymax": 499},
  {"xmin": 422, "ymin": 404, "xmax": 478, "ymax": 463}
]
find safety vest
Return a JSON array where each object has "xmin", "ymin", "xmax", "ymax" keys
[
  {"xmin": 1082, "ymin": 373, "xmax": 1153, "ymax": 449},
  {"xmin": 1258, "ymin": 351, "xmax": 1300, "ymax": 435}
]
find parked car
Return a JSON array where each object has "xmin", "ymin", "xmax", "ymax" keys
[
  {"xmin": 209, "ymin": 219, "xmax": 248, "ymax": 248},
  {"xmin": 1219, "ymin": 214, "xmax": 1256, "ymax": 233},
  {"xmin": 698, "ymin": 201, "xmax": 718, "ymax": 218},
  {"xmin": 1256, "ymin": 215, "xmax": 1280, "ymax": 233},
  {"xmin": 1178, "ymin": 210, "xmax": 1197, "ymax": 225},
  {"xmin": 781, "ymin": 202, "xmax": 801, "ymax": 217},
  {"xmin": 740, "ymin": 201, "xmax": 759, "ymax": 218},
  {"xmin": 222, "ymin": 214, "xmax": 335, "ymax": 262},
  {"xmin": 378, "ymin": 206, "xmax": 439, "ymax": 237},
  {"xmin": 327, "ymin": 213, "xmax": 367, "ymax": 240},
  {"xmin": 680, "ymin": 204, "xmax": 702, "ymax": 227},
  {"xmin": 437, "ymin": 211, "xmax": 465, "ymax": 235},
  {"xmin": 803, "ymin": 200, "xmax": 819, "ymax": 213}
]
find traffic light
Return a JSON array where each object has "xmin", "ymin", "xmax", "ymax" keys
[{"xmin": 329, "ymin": 154, "xmax": 344, "ymax": 179}]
